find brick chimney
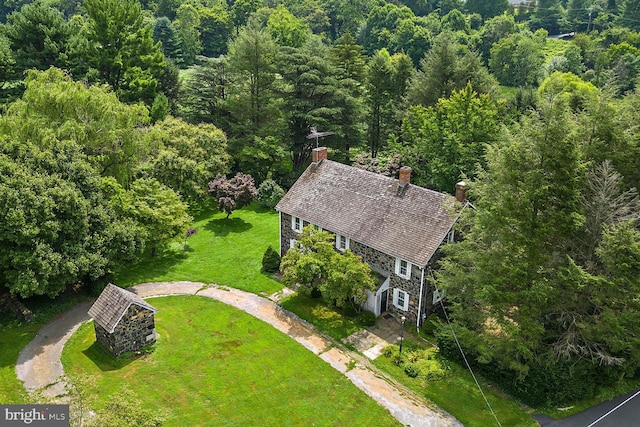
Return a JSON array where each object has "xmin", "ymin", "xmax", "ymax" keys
[
  {"xmin": 455, "ymin": 181, "xmax": 469, "ymax": 202},
  {"xmin": 312, "ymin": 147, "xmax": 328, "ymax": 163},
  {"xmin": 399, "ymin": 166, "xmax": 412, "ymax": 186}
]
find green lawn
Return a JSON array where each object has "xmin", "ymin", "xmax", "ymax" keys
[
  {"xmin": 62, "ymin": 296, "xmax": 400, "ymax": 427},
  {"xmin": 114, "ymin": 204, "xmax": 283, "ymax": 295}
]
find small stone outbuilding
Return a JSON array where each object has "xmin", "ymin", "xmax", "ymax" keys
[{"xmin": 88, "ymin": 284, "xmax": 157, "ymax": 356}]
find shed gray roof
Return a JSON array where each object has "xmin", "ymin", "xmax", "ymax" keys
[
  {"xmin": 88, "ymin": 284, "xmax": 157, "ymax": 333},
  {"xmin": 275, "ymin": 160, "xmax": 460, "ymax": 267}
]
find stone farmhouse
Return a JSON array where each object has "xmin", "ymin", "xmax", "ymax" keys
[
  {"xmin": 88, "ymin": 283, "xmax": 157, "ymax": 356},
  {"xmin": 275, "ymin": 147, "xmax": 468, "ymax": 328}
]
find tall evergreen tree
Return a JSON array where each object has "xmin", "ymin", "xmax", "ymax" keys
[
  {"xmin": 153, "ymin": 17, "xmax": 183, "ymax": 65},
  {"xmin": 84, "ymin": 0, "xmax": 165, "ymax": 104},
  {"xmin": 276, "ymin": 38, "xmax": 344, "ymax": 170},
  {"xmin": 619, "ymin": 0, "xmax": 640, "ymax": 31},
  {"xmin": 408, "ymin": 32, "xmax": 497, "ymax": 106},
  {"xmin": 5, "ymin": 1, "xmax": 71, "ymax": 77}
]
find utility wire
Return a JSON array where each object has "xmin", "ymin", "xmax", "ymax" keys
[{"xmin": 439, "ymin": 299, "xmax": 503, "ymax": 427}]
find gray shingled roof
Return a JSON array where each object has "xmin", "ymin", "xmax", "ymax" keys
[
  {"xmin": 275, "ymin": 160, "xmax": 460, "ymax": 267},
  {"xmin": 88, "ymin": 284, "xmax": 157, "ymax": 333}
]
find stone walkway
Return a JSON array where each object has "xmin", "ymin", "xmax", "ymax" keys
[{"xmin": 16, "ymin": 281, "xmax": 461, "ymax": 427}]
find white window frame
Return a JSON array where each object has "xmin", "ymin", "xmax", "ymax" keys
[
  {"xmin": 395, "ymin": 258, "xmax": 412, "ymax": 280},
  {"xmin": 289, "ymin": 238, "xmax": 297, "ymax": 248},
  {"xmin": 393, "ymin": 288, "xmax": 409, "ymax": 311},
  {"xmin": 335, "ymin": 234, "xmax": 350, "ymax": 251},
  {"xmin": 291, "ymin": 216, "xmax": 303, "ymax": 233}
]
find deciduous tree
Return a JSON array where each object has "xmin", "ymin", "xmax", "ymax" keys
[
  {"xmin": 280, "ymin": 226, "xmax": 375, "ymax": 310},
  {"xmin": 208, "ymin": 172, "xmax": 257, "ymax": 218}
]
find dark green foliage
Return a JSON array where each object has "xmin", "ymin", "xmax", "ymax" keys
[
  {"xmin": 465, "ymin": 0, "xmax": 509, "ymax": 20},
  {"xmin": 261, "ymin": 245, "xmax": 281, "ymax": 273},
  {"xmin": 178, "ymin": 56, "xmax": 230, "ymax": 125},
  {"xmin": 399, "ymin": 84, "xmax": 500, "ymax": 192},
  {"xmin": 356, "ymin": 310, "xmax": 376, "ymax": 326},
  {"xmin": 276, "ymin": 38, "xmax": 350, "ymax": 170},
  {"xmin": 420, "ymin": 314, "xmax": 440, "ymax": 336},
  {"xmin": 365, "ymin": 49, "xmax": 414, "ymax": 157},
  {"xmin": 84, "ymin": 0, "xmax": 165, "ymax": 104},
  {"xmin": 5, "ymin": 1, "xmax": 71, "ymax": 78},
  {"xmin": 408, "ymin": 32, "xmax": 496, "ymax": 106},
  {"xmin": 404, "ymin": 363, "xmax": 420, "ymax": 377},
  {"xmin": 489, "ymin": 30, "xmax": 545, "ymax": 87},
  {"xmin": 199, "ymin": 6, "xmax": 232, "ymax": 57},
  {"xmin": 150, "ymin": 92, "xmax": 170, "ymax": 123},
  {"xmin": 434, "ymin": 100, "xmax": 640, "ymax": 406},
  {"xmin": 618, "ymin": 0, "xmax": 640, "ymax": 31},
  {"xmin": 153, "ymin": 17, "xmax": 183, "ymax": 64},
  {"xmin": 257, "ymin": 179, "xmax": 285, "ymax": 209}
]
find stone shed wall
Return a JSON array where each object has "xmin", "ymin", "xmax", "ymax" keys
[{"xmin": 94, "ymin": 304, "xmax": 156, "ymax": 356}]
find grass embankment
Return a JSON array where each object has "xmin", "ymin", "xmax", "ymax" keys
[
  {"xmin": 374, "ymin": 340, "xmax": 537, "ymax": 427},
  {"xmin": 62, "ymin": 296, "xmax": 400, "ymax": 427},
  {"xmin": 114, "ymin": 204, "xmax": 282, "ymax": 295},
  {"xmin": 279, "ymin": 293, "xmax": 363, "ymax": 341}
]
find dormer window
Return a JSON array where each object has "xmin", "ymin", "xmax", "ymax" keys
[
  {"xmin": 336, "ymin": 234, "xmax": 350, "ymax": 251},
  {"xmin": 395, "ymin": 258, "xmax": 411, "ymax": 280},
  {"xmin": 291, "ymin": 216, "xmax": 303, "ymax": 233}
]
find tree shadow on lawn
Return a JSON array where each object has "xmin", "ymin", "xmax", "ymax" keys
[
  {"xmin": 204, "ymin": 217, "xmax": 252, "ymax": 236},
  {"xmin": 114, "ymin": 244, "xmax": 189, "ymax": 287},
  {"xmin": 81, "ymin": 341, "xmax": 145, "ymax": 372}
]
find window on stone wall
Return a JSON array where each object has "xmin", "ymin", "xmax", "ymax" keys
[
  {"xmin": 395, "ymin": 258, "xmax": 411, "ymax": 279},
  {"xmin": 393, "ymin": 288, "xmax": 409, "ymax": 311},
  {"xmin": 336, "ymin": 234, "xmax": 350, "ymax": 251},
  {"xmin": 289, "ymin": 239, "xmax": 297, "ymax": 248},
  {"xmin": 291, "ymin": 216, "xmax": 303, "ymax": 232}
]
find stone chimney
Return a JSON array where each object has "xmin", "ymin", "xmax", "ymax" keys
[
  {"xmin": 399, "ymin": 166, "xmax": 412, "ymax": 186},
  {"xmin": 312, "ymin": 147, "xmax": 328, "ymax": 164},
  {"xmin": 455, "ymin": 181, "xmax": 469, "ymax": 202}
]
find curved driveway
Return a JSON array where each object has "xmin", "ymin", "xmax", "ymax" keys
[{"xmin": 16, "ymin": 281, "xmax": 461, "ymax": 427}]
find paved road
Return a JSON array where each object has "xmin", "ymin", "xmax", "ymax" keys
[
  {"xmin": 534, "ymin": 389, "xmax": 640, "ymax": 427},
  {"xmin": 16, "ymin": 281, "xmax": 462, "ymax": 427}
]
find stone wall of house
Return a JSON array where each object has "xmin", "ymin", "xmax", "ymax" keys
[
  {"xmin": 280, "ymin": 213, "xmax": 297, "ymax": 256},
  {"xmin": 94, "ymin": 304, "xmax": 156, "ymax": 356},
  {"xmin": 279, "ymin": 212, "xmax": 437, "ymax": 326},
  {"xmin": 349, "ymin": 240, "xmax": 428, "ymax": 326}
]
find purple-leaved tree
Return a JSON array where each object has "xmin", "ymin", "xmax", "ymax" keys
[{"xmin": 208, "ymin": 172, "xmax": 258, "ymax": 218}]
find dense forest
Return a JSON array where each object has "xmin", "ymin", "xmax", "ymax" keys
[{"xmin": 0, "ymin": 0, "xmax": 639, "ymax": 407}]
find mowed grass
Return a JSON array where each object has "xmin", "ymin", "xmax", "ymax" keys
[
  {"xmin": 62, "ymin": 296, "xmax": 400, "ymax": 427},
  {"xmin": 114, "ymin": 205, "xmax": 283, "ymax": 295}
]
